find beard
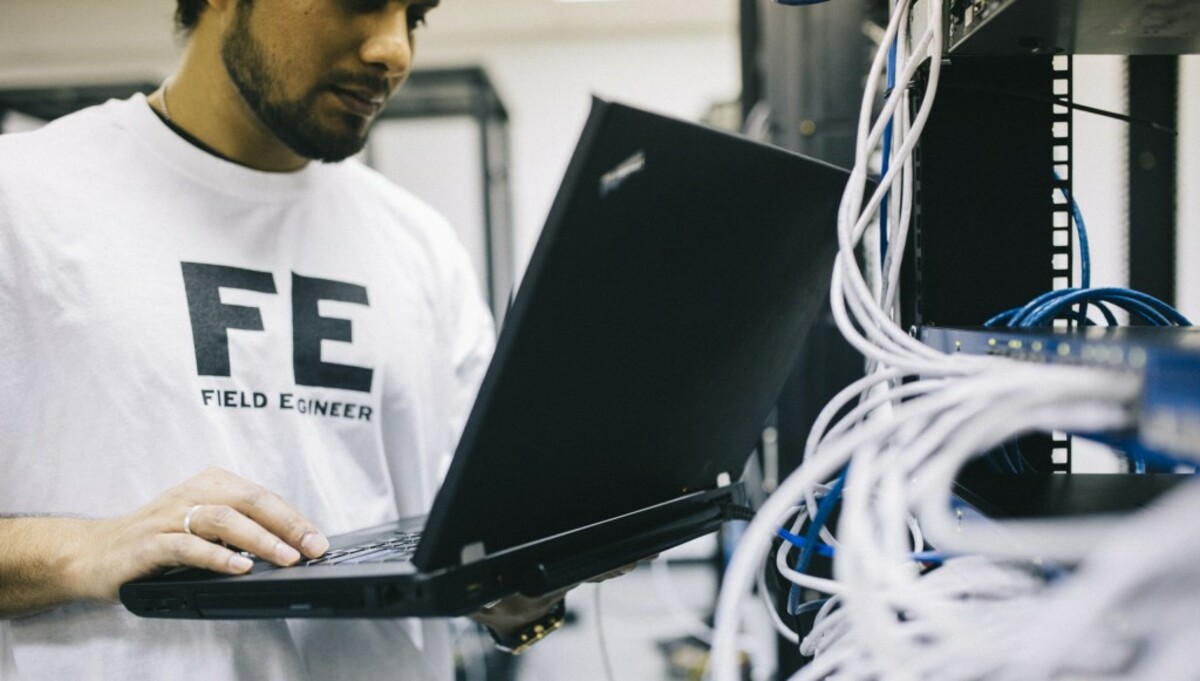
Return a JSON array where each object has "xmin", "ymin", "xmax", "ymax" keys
[{"xmin": 220, "ymin": 4, "xmax": 380, "ymax": 163}]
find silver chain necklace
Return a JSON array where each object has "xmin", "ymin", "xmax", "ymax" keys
[{"xmin": 159, "ymin": 80, "xmax": 173, "ymax": 122}]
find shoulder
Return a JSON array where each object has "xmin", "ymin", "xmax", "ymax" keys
[
  {"xmin": 0, "ymin": 98, "xmax": 140, "ymax": 191},
  {"xmin": 0, "ymin": 97, "xmax": 133, "ymax": 162}
]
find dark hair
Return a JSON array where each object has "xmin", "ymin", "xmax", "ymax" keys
[
  {"xmin": 177, "ymin": 0, "xmax": 253, "ymax": 32},
  {"xmin": 175, "ymin": 0, "xmax": 206, "ymax": 32}
]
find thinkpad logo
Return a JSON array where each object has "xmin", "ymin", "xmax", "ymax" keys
[{"xmin": 599, "ymin": 150, "xmax": 646, "ymax": 197}]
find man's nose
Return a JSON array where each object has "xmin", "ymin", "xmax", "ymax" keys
[{"xmin": 359, "ymin": 9, "xmax": 413, "ymax": 78}]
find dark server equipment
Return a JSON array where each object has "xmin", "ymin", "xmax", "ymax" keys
[{"xmin": 947, "ymin": 0, "xmax": 1200, "ymax": 56}]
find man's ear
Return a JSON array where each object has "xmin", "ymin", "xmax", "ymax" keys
[{"xmin": 194, "ymin": 0, "xmax": 239, "ymax": 33}]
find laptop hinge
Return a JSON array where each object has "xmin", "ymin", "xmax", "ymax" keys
[
  {"xmin": 717, "ymin": 472, "xmax": 732, "ymax": 488},
  {"xmin": 460, "ymin": 541, "xmax": 487, "ymax": 565}
]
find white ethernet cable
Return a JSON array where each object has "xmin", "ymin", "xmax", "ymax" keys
[
  {"xmin": 802, "ymin": 456, "xmax": 1200, "ymax": 681},
  {"xmin": 818, "ymin": 368, "xmax": 1139, "ymax": 679},
  {"xmin": 830, "ymin": 0, "xmax": 954, "ymax": 374},
  {"xmin": 714, "ymin": 361, "xmax": 1142, "ymax": 681},
  {"xmin": 795, "ymin": 0, "xmax": 975, "ymax": 533}
]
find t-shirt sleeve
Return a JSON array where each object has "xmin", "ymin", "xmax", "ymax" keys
[
  {"xmin": 0, "ymin": 619, "xmax": 17, "ymax": 678},
  {"xmin": 437, "ymin": 227, "xmax": 497, "ymax": 486}
]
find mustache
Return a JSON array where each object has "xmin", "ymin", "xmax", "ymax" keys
[{"xmin": 323, "ymin": 71, "xmax": 392, "ymax": 98}]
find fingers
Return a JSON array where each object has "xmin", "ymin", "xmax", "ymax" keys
[
  {"xmin": 220, "ymin": 477, "xmax": 329, "ymax": 559},
  {"xmin": 472, "ymin": 590, "xmax": 568, "ymax": 635},
  {"xmin": 158, "ymin": 533, "xmax": 256, "ymax": 575},
  {"xmin": 72, "ymin": 468, "xmax": 330, "ymax": 605},
  {"xmin": 173, "ymin": 467, "xmax": 329, "ymax": 562},
  {"xmin": 181, "ymin": 504, "xmax": 303, "ymax": 566}
]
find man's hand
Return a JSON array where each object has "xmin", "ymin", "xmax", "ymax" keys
[
  {"xmin": 470, "ymin": 560, "xmax": 642, "ymax": 638},
  {"xmin": 0, "ymin": 467, "xmax": 328, "ymax": 617}
]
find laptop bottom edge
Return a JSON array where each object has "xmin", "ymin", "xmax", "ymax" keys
[{"xmin": 120, "ymin": 484, "xmax": 747, "ymax": 620}]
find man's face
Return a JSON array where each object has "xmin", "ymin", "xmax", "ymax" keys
[{"xmin": 220, "ymin": 0, "xmax": 436, "ymax": 162}]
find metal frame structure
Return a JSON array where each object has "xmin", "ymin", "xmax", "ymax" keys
[
  {"xmin": 1128, "ymin": 55, "xmax": 1179, "ymax": 307},
  {"xmin": 904, "ymin": 54, "xmax": 1071, "ymax": 473}
]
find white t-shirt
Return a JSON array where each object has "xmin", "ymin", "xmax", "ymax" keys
[
  {"xmin": 0, "ymin": 621, "xmax": 16, "ymax": 679},
  {"xmin": 0, "ymin": 94, "xmax": 495, "ymax": 680}
]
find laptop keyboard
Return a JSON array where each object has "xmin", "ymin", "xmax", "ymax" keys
[{"xmin": 304, "ymin": 531, "xmax": 423, "ymax": 566}]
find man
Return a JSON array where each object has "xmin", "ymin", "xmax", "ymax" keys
[{"xmin": 0, "ymin": 0, "xmax": 567, "ymax": 677}]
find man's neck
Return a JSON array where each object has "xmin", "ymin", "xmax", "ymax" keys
[
  {"xmin": 147, "ymin": 100, "xmax": 256, "ymax": 168},
  {"xmin": 153, "ymin": 39, "xmax": 309, "ymax": 173}
]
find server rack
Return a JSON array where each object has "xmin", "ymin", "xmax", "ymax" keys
[{"xmin": 745, "ymin": 0, "xmax": 1197, "ymax": 675}]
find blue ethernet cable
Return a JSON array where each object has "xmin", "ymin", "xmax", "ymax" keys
[
  {"xmin": 776, "ymin": 529, "xmax": 950, "ymax": 564},
  {"xmin": 984, "ymin": 175, "xmax": 1192, "ymax": 331},
  {"xmin": 1030, "ymin": 293, "xmax": 1166, "ymax": 326},
  {"xmin": 777, "ymin": 528, "xmax": 835, "ymax": 559},
  {"xmin": 1054, "ymin": 171, "xmax": 1091, "ymax": 290},
  {"xmin": 794, "ymin": 598, "xmax": 830, "ymax": 617},
  {"xmin": 1015, "ymin": 288, "xmax": 1191, "ymax": 327},
  {"xmin": 880, "ymin": 7, "xmax": 899, "ymax": 262},
  {"xmin": 987, "ymin": 288, "xmax": 1191, "ymax": 328},
  {"xmin": 786, "ymin": 472, "xmax": 845, "ymax": 614},
  {"xmin": 983, "ymin": 172, "xmax": 1092, "ymax": 329},
  {"xmin": 1070, "ymin": 183, "xmax": 1091, "ymax": 290},
  {"xmin": 1086, "ymin": 300, "xmax": 1120, "ymax": 326}
]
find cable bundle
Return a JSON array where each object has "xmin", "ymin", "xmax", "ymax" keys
[
  {"xmin": 986, "ymin": 287, "xmax": 1192, "ymax": 328},
  {"xmin": 708, "ymin": 1, "xmax": 1200, "ymax": 679},
  {"xmin": 715, "ymin": 361, "xmax": 1143, "ymax": 680}
]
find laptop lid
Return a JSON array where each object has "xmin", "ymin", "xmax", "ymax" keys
[{"xmin": 414, "ymin": 97, "xmax": 848, "ymax": 571}]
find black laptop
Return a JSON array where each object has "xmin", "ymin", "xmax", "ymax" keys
[{"xmin": 120, "ymin": 97, "xmax": 849, "ymax": 619}]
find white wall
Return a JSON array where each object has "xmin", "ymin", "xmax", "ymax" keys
[
  {"xmin": 1072, "ymin": 56, "xmax": 1130, "ymax": 294},
  {"xmin": 368, "ymin": 116, "xmax": 489, "ymax": 300},
  {"xmin": 0, "ymin": 0, "xmax": 178, "ymax": 86},
  {"xmin": 418, "ymin": 32, "xmax": 741, "ymax": 280}
]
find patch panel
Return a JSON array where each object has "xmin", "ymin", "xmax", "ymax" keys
[{"xmin": 922, "ymin": 326, "xmax": 1200, "ymax": 462}]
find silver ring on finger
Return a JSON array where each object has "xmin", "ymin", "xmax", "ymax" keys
[{"xmin": 183, "ymin": 504, "xmax": 203, "ymax": 536}]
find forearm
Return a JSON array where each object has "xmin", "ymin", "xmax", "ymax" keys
[
  {"xmin": 1, "ymin": 467, "xmax": 329, "ymax": 620},
  {"xmin": 0, "ymin": 516, "xmax": 95, "ymax": 618}
]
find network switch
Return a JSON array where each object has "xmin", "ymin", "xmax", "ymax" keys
[{"xmin": 922, "ymin": 326, "xmax": 1200, "ymax": 462}]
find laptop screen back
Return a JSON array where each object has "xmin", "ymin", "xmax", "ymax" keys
[{"xmin": 415, "ymin": 98, "xmax": 848, "ymax": 570}]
